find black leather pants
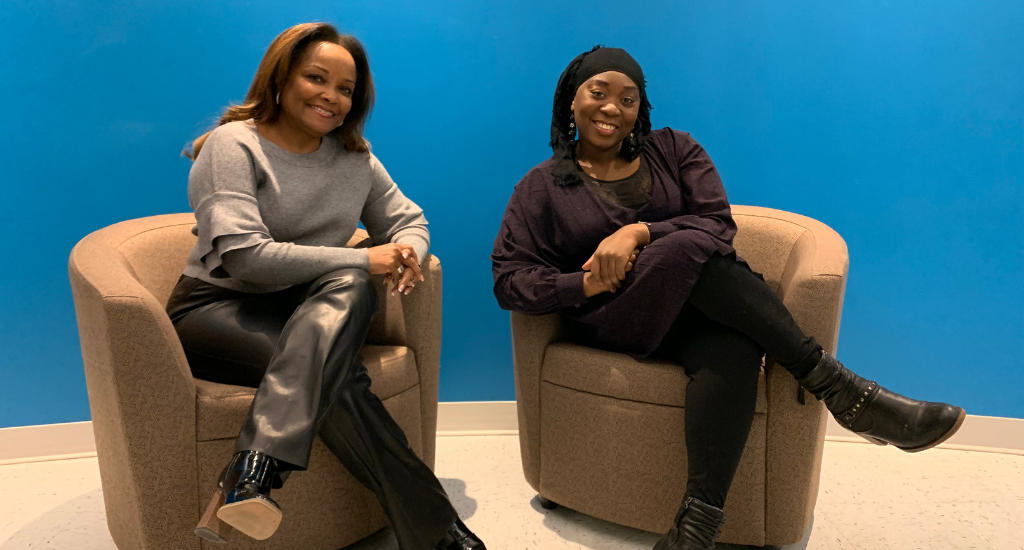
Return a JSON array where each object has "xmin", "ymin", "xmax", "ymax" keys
[{"xmin": 166, "ymin": 269, "xmax": 456, "ymax": 550}]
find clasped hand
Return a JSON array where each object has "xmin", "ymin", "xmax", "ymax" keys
[
  {"xmin": 582, "ymin": 224, "xmax": 649, "ymax": 297},
  {"xmin": 367, "ymin": 243, "xmax": 424, "ymax": 296}
]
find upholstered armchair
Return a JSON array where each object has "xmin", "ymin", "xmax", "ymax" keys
[
  {"xmin": 69, "ymin": 213, "xmax": 443, "ymax": 550},
  {"xmin": 510, "ymin": 205, "xmax": 848, "ymax": 547}
]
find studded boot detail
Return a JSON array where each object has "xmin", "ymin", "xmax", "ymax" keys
[{"xmin": 799, "ymin": 352, "xmax": 966, "ymax": 452}]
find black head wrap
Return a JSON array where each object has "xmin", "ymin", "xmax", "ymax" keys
[{"xmin": 550, "ymin": 46, "xmax": 652, "ymax": 186}]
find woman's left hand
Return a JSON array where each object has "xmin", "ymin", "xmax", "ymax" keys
[{"xmin": 583, "ymin": 224, "xmax": 649, "ymax": 291}]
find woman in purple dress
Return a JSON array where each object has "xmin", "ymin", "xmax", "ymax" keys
[{"xmin": 491, "ymin": 46, "xmax": 965, "ymax": 550}]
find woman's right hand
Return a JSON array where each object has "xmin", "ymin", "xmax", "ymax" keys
[
  {"xmin": 367, "ymin": 244, "xmax": 423, "ymax": 292},
  {"xmin": 583, "ymin": 271, "xmax": 615, "ymax": 297},
  {"xmin": 583, "ymin": 225, "xmax": 649, "ymax": 291},
  {"xmin": 583, "ymin": 249, "xmax": 639, "ymax": 297}
]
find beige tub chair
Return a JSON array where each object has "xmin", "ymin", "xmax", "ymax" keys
[
  {"xmin": 509, "ymin": 205, "xmax": 849, "ymax": 547},
  {"xmin": 69, "ymin": 213, "xmax": 443, "ymax": 550}
]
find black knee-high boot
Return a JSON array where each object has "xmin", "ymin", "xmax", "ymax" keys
[{"xmin": 798, "ymin": 352, "xmax": 965, "ymax": 451}]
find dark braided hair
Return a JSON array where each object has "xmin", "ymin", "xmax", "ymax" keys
[{"xmin": 549, "ymin": 45, "xmax": 654, "ymax": 185}]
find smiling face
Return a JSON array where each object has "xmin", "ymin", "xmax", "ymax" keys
[
  {"xmin": 571, "ymin": 71, "xmax": 640, "ymax": 154},
  {"xmin": 278, "ymin": 41, "xmax": 358, "ymax": 138}
]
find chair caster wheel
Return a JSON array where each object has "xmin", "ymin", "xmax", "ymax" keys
[{"xmin": 538, "ymin": 496, "xmax": 558, "ymax": 510}]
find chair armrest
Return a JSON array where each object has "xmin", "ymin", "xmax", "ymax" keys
[
  {"xmin": 758, "ymin": 211, "xmax": 849, "ymax": 545},
  {"xmin": 365, "ymin": 253, "xmax": 443, "ymax": 469},
  {"xmin": 510, "ymin": 311, "xmax": 566, "ymax": 490},
  {"xmin": 69, "ymin": 239, "xmax": 199, "ymax": 549}
]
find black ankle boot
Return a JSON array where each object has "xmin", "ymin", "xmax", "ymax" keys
[
  {"xmin": 436, "ymin": 518, "xmax": 486, "ymax": 550},
  {"xmin": 652, "ymin": 495, "xmax": 725, "ymax": 550},
  {"xmin": 215, "ymin": 450, "xmax": 283, "ymax": 541},
  {"xmin": 799, "ymin": 352, "xmax": 966, "ymax": 452}
]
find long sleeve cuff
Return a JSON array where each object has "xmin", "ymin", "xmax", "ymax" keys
[
  {"xmin": 337, "ymin": 247, "xmax": 371, "ymax": 271},
  {"xmin": 555, "ymin": 271, "xmax": 588, "ymax": 308},
  {"xmin": 289, "ymin": 245, "xmax": 370, "ymax": 272},
  {"xmin": 393, "ymin": 231, "xmax": 430, "ymax": 266},
  {"xmin": 217, "ymin": 242, "xmax": 371, "ymax": 287},
  {"xmin": 645, "ymin": 221, "xmax": 678, "ymax": 243}
]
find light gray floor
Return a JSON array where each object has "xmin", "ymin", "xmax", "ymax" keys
[{"xmin": 2, "ymin": 436, "xmax": 1021, "ymax": 549}]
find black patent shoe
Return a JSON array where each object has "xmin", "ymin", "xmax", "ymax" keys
[
  {"xmin": 652, "ymin": 495, "xmax": 725, "ymax": 550},
  {"xmin": 436, "ymin": 518, "xmax": 487, "ymax": 550},
  {"xmin": 799, "ymin": 352, "xmax": 966, "ymax": 452},
  {"xmin": 204, "ymin": 450, "xmax": 283, "ymax": 541}
]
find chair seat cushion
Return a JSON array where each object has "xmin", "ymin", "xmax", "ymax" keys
[
  {"xmin": 542, "ymin": 342, "xmax": 767, "ymax": 413},
  {"xmin": 195, "ymin": 345, "xmax": 418, "ymax": 441}
]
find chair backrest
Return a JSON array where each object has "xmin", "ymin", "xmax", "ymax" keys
[
  {"xmin": 732, "ymin": 206, "xmax": 817, "ymax": 295},
  {"xmin": 68, "ymin": 213, "xmax": 198, "ymax": 308},
  {"xmin": 115, "ymin": 219, "xmax": 197, "ymax": 306}
]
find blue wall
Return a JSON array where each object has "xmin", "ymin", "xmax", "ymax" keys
[{"xmin": 1, "ymin": 0, "xmax": 1021, "ymax": 428}]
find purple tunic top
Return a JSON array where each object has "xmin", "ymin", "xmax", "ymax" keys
[{"xmin": 491, "ymin": 128, "xmax": 750, "ymax": 358}]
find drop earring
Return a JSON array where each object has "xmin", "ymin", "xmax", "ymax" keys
[
  {"xmin": 624, "ymin": 132, "xmax": 635, "ymax": 151},
  {"xmin": 568, "ymin": 114, "xmax": 576, "ymax": 138}
]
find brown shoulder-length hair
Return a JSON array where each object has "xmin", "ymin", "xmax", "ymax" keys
[{"xmin": 185, "ymin": 23, "xmax": 375, "ymax": 160}]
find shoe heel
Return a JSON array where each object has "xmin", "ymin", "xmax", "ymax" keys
[
  {"xmin": 858, "ymin": 434, "xmax": 888, "ymax": 446},
  {"xmin": 195, "ymin": 491, "xmax": 233, "ymax": 543},
  {"xmin": 217, "ymin": 496, "xmax": 283, "ymax": 541}
]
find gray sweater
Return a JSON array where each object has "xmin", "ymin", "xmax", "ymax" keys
[{"xmin": 182, "ymin": 120, "xmax": 430, "ymax": 293}]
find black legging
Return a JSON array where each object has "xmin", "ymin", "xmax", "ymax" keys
[
  {"xmin": 165, "ymin": 268, "xmax": 456, "ymax": 550},
  {"xmin": 656, "ymin": 253, "xmax": 821, "ymax": 509}
]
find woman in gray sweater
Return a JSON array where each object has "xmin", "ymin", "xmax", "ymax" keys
[{"xmin": 166, "ymin": 23, "xmax": 485, "ymax": 550}]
